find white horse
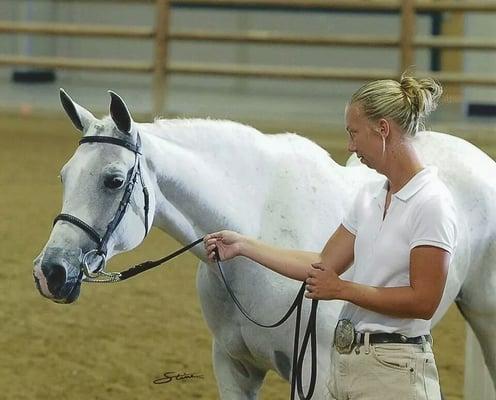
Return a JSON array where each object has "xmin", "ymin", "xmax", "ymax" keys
[{"xmin": 33, "ymin": 90, "xmax": 496, "ymax": 399}]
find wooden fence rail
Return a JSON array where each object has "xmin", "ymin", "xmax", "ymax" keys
[
  {"xmin": 0, "ymin": 0, "xmax": 495, "ymax": 115},
  {"xmin": 3, "ymin": 22, "xmax": 496, "ymax": 50}
]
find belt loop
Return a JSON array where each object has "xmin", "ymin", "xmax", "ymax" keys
[
  {"xmin": 355, "ymin": 332, "xmax": 362, "ymax": 354},
  {"xmin": 364, "ymin": 332, "xmax": 370, "ymax": 354},
  {"xmin": 421, "ymin": 335, "xmax": 427, "ymax": 352}
]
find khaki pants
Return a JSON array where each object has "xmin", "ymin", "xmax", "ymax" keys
[{"xmin": 328, "ymin": 333, "xmax": 441, "ymax": 400}]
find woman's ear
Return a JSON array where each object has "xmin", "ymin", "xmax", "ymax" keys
[{"xmin": 377, "ymin": 118, "xmax": 390, "ymax": 139}]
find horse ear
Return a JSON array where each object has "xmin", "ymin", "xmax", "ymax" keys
[
  {"xmin": 59, "ymin": 88, "xmax": 96, "ymax": 133},
  {"xmin": 108, "ymin": 91, "xmax": 134, "ymax": 135}
]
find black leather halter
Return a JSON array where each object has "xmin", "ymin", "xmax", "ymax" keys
[{"xmin": 53, "ymin": 133, "xmax": 150, "ymax": 279}]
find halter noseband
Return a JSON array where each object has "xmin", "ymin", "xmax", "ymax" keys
[{"xmin": 53, "ymin": 133, "xmax": 150, "ymax": 282}]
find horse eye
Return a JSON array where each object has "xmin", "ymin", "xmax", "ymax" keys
[{"xmin": 104, "ymin": 176, "xmax": 125, "ymax": 189}]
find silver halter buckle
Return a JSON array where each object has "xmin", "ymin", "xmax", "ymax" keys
[
  {"xmin": 82, "ymin": 249, "xmax": 107, "ymax": 279},
  {"xmin": 81, "ymin": 249, "xmax": 122, "ymax": 283}
]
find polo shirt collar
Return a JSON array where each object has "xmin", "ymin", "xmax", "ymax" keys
[
  {"xmin": 395, "ymin": 166, "xmax": 437, "ymax": 201},
  {"xmin": 374, "ymin": 166, "xmax": 437, "ymax": 202}
]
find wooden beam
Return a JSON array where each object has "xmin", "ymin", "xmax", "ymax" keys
[
  {"xmin": 171, "ymin": 0, "xmax": 400, "ymax": 11},
  {"xmin": 0, "ymin": 55, "xmax": 152, "ymax": 73},
  {"xmin": 424, "ymin": 71, "xmax": 496, "ymax": 86},
  {"xmin": 0, "ymin": 21, "xmax": 154, "ymax": 38},
  {"xmin": 400, "ymin": 0, "xmax": 415, "ymax": 74},
  {"xmin": 170, "ymin": 31, "xmax": 399, "ymax": 46},
  {"xmin": 47, "ymin": 0, "xmax": 496, "ymax": 12},
  {"xmin": 0, "ymin": 55, "xmax": 494, "ymax": 85},
  {"xmin": 415, "ymin": 36, "xmax": 496, "ymax": 50},
  {"xmin": 168, "ymin": 63, "xmax": 396, "ymax": 80},
  {"xmin": 415, "ymin": 1, "xmax": 496, "ymax": 12},
  {"xmin": 153, "ymin": 0, "xmax": 171, "ymax": 116},
  {"xmin": 440, "ymin": 11, "xmax": 464, "ymax": 101}
]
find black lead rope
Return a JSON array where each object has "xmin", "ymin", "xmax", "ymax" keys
[
  {"xmin": 114, "ymin": 240, "xmax": 318, "ymax": 399},
  {"xmin": 214, "ymin": 247, "xmax": 319, "ymax": 400},
  {"xmin": 118, "ymin": 237, "xmax": 204, "ymax": 281}
]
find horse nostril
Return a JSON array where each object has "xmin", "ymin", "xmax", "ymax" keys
[{"xmin": 42, "ymin": 262, "xmax": 67, "ymax": 296}]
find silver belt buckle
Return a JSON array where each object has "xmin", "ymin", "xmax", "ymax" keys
[{"xmin": 334, "ymin": 319, "xmax": 355, "ymax": 354}]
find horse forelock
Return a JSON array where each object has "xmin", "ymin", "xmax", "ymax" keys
[{"xmin": 82, "ymin": 116, "xmax": 128, "ymax": 140}]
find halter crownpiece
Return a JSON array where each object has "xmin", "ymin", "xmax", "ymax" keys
[{"xmin": 53, "ymin": 132, "xmax": 149, "ymax": 283}]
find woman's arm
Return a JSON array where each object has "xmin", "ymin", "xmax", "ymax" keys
[
  {"xmin": 204, "ymin": 224, "xmax": 355, "ymax": 282},
  {"xmin": 306, "ymin": 245, "xmax": 450, "ymax": 320},
  {"xmin": 240, "ymin": 237, "xmax": 319, "ymax": 281}
]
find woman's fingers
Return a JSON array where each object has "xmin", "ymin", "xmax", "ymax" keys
[
  {"xmin": 204, "ymin": 236, "xmax": 225, "ymax": 261},
  {"xmin": 204, "ymin": 230, "xmax": 238, "ymax": 262},
  {"xmin": 204, "ymin": 232, "xmax": 228, "ymax": 262},
  {"xmin": 208, "ymin": 250, "xmax": 218, "ymax": 260},
  {"xmin": 205, "ymin": 231, "xmax": 223, "ymax": 241},
  {"xmin": 311, "ymin": 262, "xmax": 324, "ymax": 270},
  {"xmin": 204, "ymin": 237, "xmax": 219, "ymax": 253},
  {"xmin": 207, "ymin": 244, "xmax": 217, "ymax": 252}
]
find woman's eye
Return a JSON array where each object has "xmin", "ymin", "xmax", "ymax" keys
[{"xmin": 104, "ymin": 176, "xmax": 125, "ymax": 189}]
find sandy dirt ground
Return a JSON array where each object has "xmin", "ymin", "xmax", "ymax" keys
[{"xmin": 2, "ymin": 113, "xmax": 491, "ymax": 400}]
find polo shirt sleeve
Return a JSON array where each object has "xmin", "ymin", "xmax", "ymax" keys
[
  {"xmin": 342, "ymin": 186, "xmax": 364, "ymax": 236},
  {"xmin": 409, "ymin": 194, "xmax": 457, "ymax": 254}
]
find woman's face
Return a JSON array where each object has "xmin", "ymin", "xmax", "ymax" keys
[{"xmin": 345, "ymin": 102, "xmax": 384, "ymax": 171}]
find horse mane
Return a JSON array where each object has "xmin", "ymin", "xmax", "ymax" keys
[
  {"xmin": 148, "ymin": 118, "xmax": 265, "ymax": 149},
  {"xmin": 97, "ymin": 115, "xmax": 337, "ymax": 168},
  {"xmin": 147, "ymin": 117, "xmax": 336, "ymax": 165}
]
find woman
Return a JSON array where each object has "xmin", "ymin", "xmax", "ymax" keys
[{"xmin": 203, "ymin": 74, "xmax": 457, "ymax": 400}]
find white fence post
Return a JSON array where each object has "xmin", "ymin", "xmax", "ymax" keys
[{"xmin": 464, "ymin": 324, "xmax": 495, "ymax": 400}]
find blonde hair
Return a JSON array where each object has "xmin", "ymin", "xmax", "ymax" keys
[{"xmin": 349, "ymin": 73, "xmax": 443, "ymax": 137}]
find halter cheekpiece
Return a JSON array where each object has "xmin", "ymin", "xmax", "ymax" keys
[{"xmin": 53, "ymin": 133, "xmax": 150, "ymax": 282}]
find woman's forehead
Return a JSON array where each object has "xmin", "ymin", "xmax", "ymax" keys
[
  {"xmin": 347, "ymin": 102, "xmax": 364, "ymax": 115},
  {"xmin": 345, "ymin": 102, "xmax": 366, "ymax": 124}
]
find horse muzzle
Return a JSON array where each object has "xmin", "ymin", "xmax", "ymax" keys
[{"xmin": 33, "ymin": 247, "xmax": 83, "ymax": 304}]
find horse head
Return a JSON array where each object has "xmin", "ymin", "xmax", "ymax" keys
[{"xmin": 33, "ymin": 90, "xmax": 155, "ymax": 303}]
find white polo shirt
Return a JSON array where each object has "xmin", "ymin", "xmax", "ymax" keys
[{"xmin": 340, "ymin": 166, "xmax": 457, "ymax": 337}]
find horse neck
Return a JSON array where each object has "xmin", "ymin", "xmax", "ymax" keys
[{"xmin": 138, "ymin": 119, "xmax": 275, "ymax": 255}]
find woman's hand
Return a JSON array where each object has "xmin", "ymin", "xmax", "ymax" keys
[
  {"xmin": 204, "ymin": 230, "xmax": 244, "ymax": 262},
  {"xmin": 304, "ymin": 262, "xmax": 345, "ymax": 300}
]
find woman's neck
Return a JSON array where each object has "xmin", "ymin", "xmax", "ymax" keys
[{"xmin": 382, "ymin": 140, "xmax": 425, "ymax": 193}]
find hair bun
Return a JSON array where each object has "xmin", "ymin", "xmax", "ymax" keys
[
  {"xmin": 400, "ymin": 74, "xmax": 443, "ymax": 117},
  {"xmin": 349, "ymin": 72, "xmax": 443, "ymax": 137}
]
